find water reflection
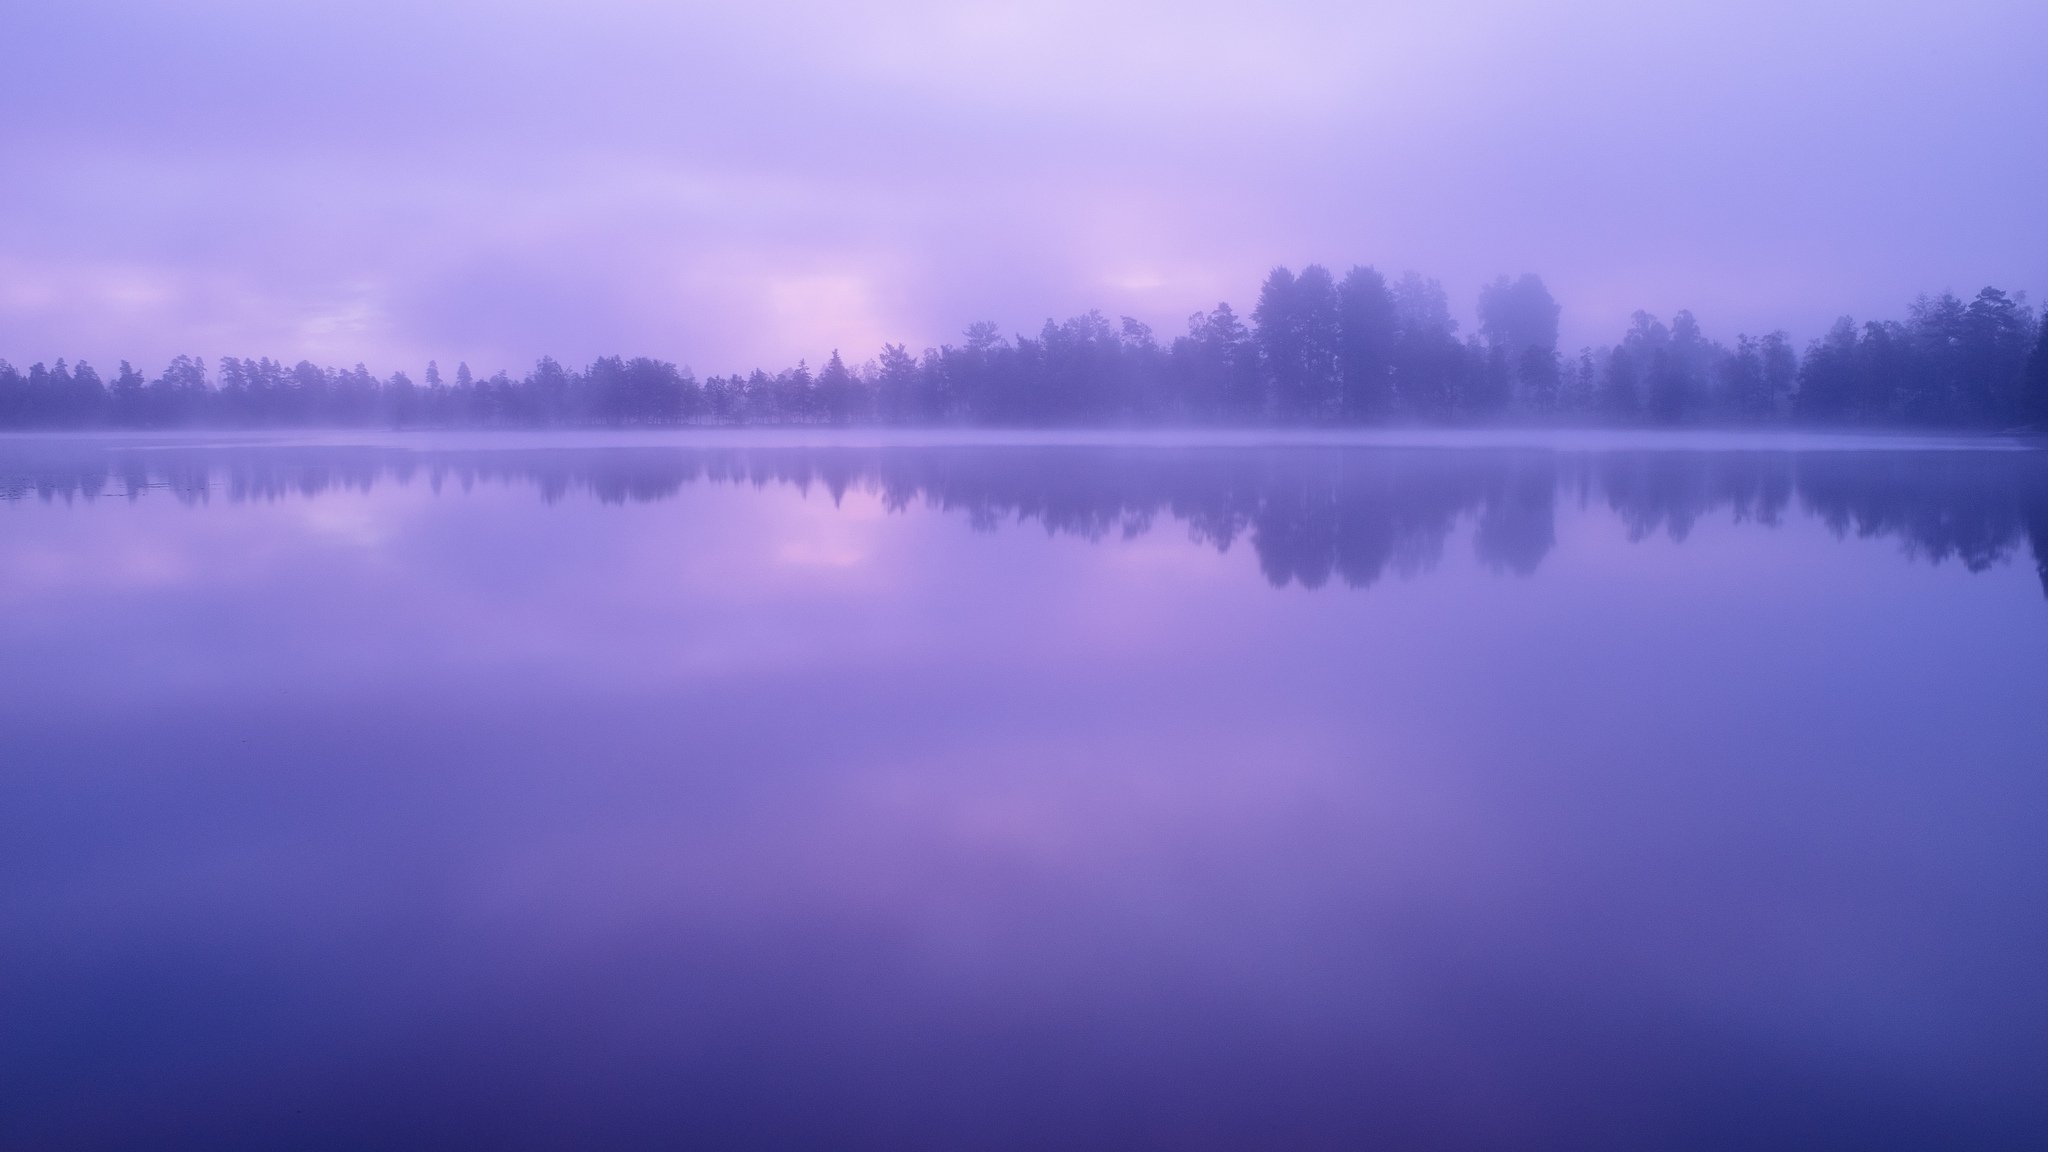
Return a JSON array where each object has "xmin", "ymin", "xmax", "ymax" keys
[
  {"xmin": 5, "ymin": 440, "xmax": 2047, "ymax": 594},
  {"xmin": 4, "ymin": 438, "xmax": 2047, "ymax": 1151}
]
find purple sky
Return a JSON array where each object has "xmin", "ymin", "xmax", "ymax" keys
[{"xmin": 3, "ymin": 0, "xmax": 2044, "ymax": 377}]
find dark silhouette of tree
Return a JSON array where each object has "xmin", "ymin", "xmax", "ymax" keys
[
  {"xmin": 2025, "ymin": 311, "xmax": 2048, "ymax": 428},
  {"xmin": 1759, "ymin": 332, "xmax": 1798, "ymax": 417},
  {"xmin": 1255, "ymin": 266, "xmax": 1343, "ymax": 421},
  {"xmin": 1557, "ymin": 347, "xmax": 1598, "ymax": 413},
  {"xmin": 0, "ymin": 361, "xmax": 21, "ymax": 425},
  {"xmin": 1337, "ymin": 267, "xmax": 1397, "ymax": 419},
  {"xmin": 1391, "ymin": 272, "xmax": 1464, "ymax": 418},
  {"xmin": 1477, "ymin": 274, "xmax": 1560, "ymax": 414},
  {"xmin": 1796, "ymin": 317, "xmax": 1862, "ymax": 421},
  {"xmin": 1862, "ymin": 320, "xmax": 1918, "ymax": 421},
  {"xmin": 154, "ymin": 355, "xmax": 210, "ymax": 425},
  {"xmin": 1517, "ymin": 345, "xmax": 1561, "ymax": 413},
  {"xmin": 385, "ymin": 370, "xmax": 417, "ymax": 427},
  {"xmin": 1034, "ymin": 312, "xmax": 1117, "ymax": 422},
  {"xmin": 1721, "ymin": 336, "xmax": 1765, "ymax": 419},
  {"xmin": 873, "ymin": 344, "xmax": 919, "ymax": 423},
  {"xmin": 816, "ymin": 350, "xmax": 856, "ymax": 424},
  {"xmin": 1619, "ymin": 312, "xmax": 1691, "ymax": 424},
  {"xmin": 1960, "ymin": 287, "xmax": 2033, "ymax": 424},
  {"xmin": 69, "ymin": 361, "xmax": 109, "ymax": 425},
  {"xmin": 1601, "ymin": 347, "xmax": 1639, "ymax": 420},
  {"xmin": 1663, "ymin": 311, "xmax": 1713, "ymax": 420},
  {"xmin": 108, "ymin": 361, "xmax": 146, "ymax": 425},
  {"xmin": 1118, "ymin": 316, "xmax": 1169, "ymax": 419},
  {"xmin": 1903, "ymin": 292, "xmax": 1969, "ymax": 421},
  {"xmin": 1173, "ymin": 303, "xmax": 1259, "ymax": 420}
]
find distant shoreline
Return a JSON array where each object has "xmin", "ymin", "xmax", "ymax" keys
[{"xmin": 1, "ymin": 425, "xmax": 2040, "ymax": 455}]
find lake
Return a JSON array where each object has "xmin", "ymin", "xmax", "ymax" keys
[{"xmin": 3, "ymin": 431, "xmax": 2045, "ymax": 1150}]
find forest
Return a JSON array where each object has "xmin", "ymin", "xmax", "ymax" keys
[{"xmin": 3, "ymin": 268, "xmax": 2046, "ymax": 430}]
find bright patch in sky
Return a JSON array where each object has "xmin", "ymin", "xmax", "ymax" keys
[{"xmin": 1, "ymin": 1, "xmax": 2042, "ymax": 375}]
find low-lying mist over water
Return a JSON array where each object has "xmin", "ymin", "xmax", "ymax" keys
[{"xmin": 4, "ymin": 434, "xmax": 2045, "ymax": 1149}]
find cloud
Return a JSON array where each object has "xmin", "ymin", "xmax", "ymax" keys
[{"xmin": 2, "ymin": 1, "xmax": 2043, "ymax": 375}]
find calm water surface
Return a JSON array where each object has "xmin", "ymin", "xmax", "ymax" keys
[{"xmin": 4, "ymin": 433, "xmax": 2046, "ymax": 1150}]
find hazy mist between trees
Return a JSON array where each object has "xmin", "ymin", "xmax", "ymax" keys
[
  {"xmin": 5, "ymin": 268, "xmax": 2047, "ymax": 432},
  {"xmin": 8, "ymin": 442, "xmax": 2045, "ymax": 599}
]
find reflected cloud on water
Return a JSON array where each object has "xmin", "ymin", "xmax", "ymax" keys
[
  {"xmin": 7, "ymin": 440, "xmax": 2046, "ymax": 595},
  {"xmin": 5, "ymin": 437, "xmax": 2048, "ymax": 1149}
]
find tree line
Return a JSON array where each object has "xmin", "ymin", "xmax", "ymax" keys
[{"xmin": 4, "ymin": 268, "xmax": 2046, "ymax": 429}]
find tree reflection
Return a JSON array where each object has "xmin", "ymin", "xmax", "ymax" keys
[{"xmin": 5, "ymin": 442, "xmax": 2046, "ymax": 597}]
